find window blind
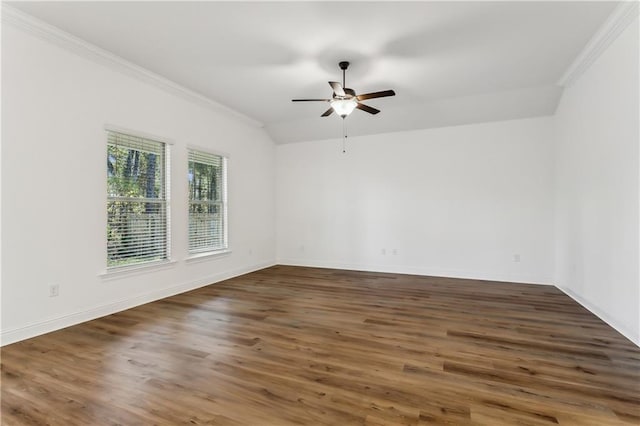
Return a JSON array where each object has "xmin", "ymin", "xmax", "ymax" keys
[
  {"xmin": 107, "ymin": 130, "xmax": 168, "ymax": 268},
  {"xmin": 188, "ymin": 149, "xmax": 227, "ymax": 253}
]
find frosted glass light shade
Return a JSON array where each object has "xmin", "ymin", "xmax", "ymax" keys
[{"xmin": 331, "ymin": 98, "xmax": 358, "ymax": 117}]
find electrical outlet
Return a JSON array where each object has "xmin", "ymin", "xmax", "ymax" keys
[
  {"xmin": 49, "ymin": 284, "xmax": 59, "ymax": 297},
  {"xmin": 514, "ymin": 254, "xmax": 521, "ymax": 263},
  {"xmin": 392, "ymin": 249, "xmax": 398, "ymax": 255},
  {"xmin": 381, "ymin": 248, "xmax": 386, "ymax": 255}
]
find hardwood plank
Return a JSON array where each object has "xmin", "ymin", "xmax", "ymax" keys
[{"xmin": 2, "ymin": 265, "xmax": 638, "ymax": 425}]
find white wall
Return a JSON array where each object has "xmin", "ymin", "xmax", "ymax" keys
[
  {"xmin": 554, "ymin": 16, "xmax": 639, "ymax": 345},
  {"xmin": 1, "ymin": 24, "xmax": 276, "ymax": 344},
  {"xmin": 277, "ymin": 117, "xmax": 554, "ymax": 284}
]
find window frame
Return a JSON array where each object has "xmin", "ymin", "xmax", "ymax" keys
[
  {"xmin": 105, "ymin": 126, "xmax": 172, "ymax": 271},
  {"xmin": 187, "ymin": 147, "xmax": 229, "ymax": 256}
]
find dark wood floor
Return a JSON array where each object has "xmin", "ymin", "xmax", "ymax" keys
[{"xmin": 2, "ymin": 265, "xmax": 639, "ymax": 425}]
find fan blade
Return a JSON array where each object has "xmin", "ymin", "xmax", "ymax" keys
[
  {"xmin": 356, "ymin": 90, "xmax": 396, "ymax": 101},
  {"xmin": 292, "ymin": 99, "xmax": 331, "ymax": 102},
  {"xmin": 321, "ymin": 108, "xmax": 334, "ymax": 117},
  {"xmin": 329, "ymin": 81, "xmax": 346, "ymax": 97},
  {"xmin": 356, "ymin": 103, "xmax": 380, "ymax": 115}
]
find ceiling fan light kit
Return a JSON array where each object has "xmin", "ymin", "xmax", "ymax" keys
[
  {"xmin": 292, "ymin": 61, "xmax": 396, "ymax": 119},
  {"xmin": 330, "ymin": 98, "xmax": 358, "ymax": 117}
]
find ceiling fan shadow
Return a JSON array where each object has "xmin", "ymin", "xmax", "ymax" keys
[{"xmin": 381, "ymin": 7, "xmax": 503, "ymax": 60}]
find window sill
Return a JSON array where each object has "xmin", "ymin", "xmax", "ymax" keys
[
  {"xmin": 185, "ymin": 249, "xmax": 232, "ymax": 263},
  {"xmin": 99, "ymin": 259, "xmax": 177, "ymax": 280}
]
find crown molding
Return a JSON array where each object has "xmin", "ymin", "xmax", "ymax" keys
[
  {"xmin": 1, "ymin": 4, "xmax": 264, "ymax": 128},
  {"xmin": 558, "ymin": 1, "xmax": 639, "ymax": 88}
]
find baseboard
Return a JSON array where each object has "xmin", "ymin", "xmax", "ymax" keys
[
  {"xmin": 557, "ymin": 286, "xmax": 639, "ymax": 347},
  {"xmin": 0, "ymin": 260, "xmax": 276, "ymax": 346},
  {"xmin": 277, "ymin": 258, "xmax": 553, "ymax": 286}
]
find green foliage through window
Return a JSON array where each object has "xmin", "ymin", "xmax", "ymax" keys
[
  {"xmin": 107, "ymin": 131, "xmax": 167, "ymax": 267},
  {"xmin": 188, "ymin": 150, "xmax": 227, "ymax": 253}
]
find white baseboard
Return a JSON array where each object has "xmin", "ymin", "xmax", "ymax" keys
[
  {"xmin": 557, "ymin": 286, "xmax": 639, "ymax": 347},
  {"xmin": 277, "ymin": 258, "xmax": 553, "ymax": 286},
  {"xmin": 1, "ymin": 260, "xmax": 276, "ymax": 346}
]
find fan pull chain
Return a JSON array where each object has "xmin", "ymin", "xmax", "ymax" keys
[{"xmin": 342, "ymin": 118, "xmax": 347, "ymax": 153}]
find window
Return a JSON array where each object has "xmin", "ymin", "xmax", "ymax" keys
[
  {"xmin": 107, "ymin": 130, "xmax": 169, "ymax": 268},
  {"xmin": 188, "ymin": 149, "xmax": 227, "ymax": 254}
]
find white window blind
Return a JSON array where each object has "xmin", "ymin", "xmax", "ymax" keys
[
  {"xmin": 107, "ymin": 130, "xmax": 169, "ymax": 268},
  {"xmin": 188, "ymin": 149, "xmax": 227, "ymax": 254}
]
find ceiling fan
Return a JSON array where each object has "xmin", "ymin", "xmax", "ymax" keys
[{"xmin": 292, "ymin": 61, "xmax": 395, "ymax": 118}]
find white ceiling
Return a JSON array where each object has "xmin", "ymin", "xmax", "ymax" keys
[{"xmin": 10, "ymin": 1, "xmax": 617, "ymax": 144}]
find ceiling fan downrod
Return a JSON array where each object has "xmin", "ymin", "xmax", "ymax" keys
[{"xmin": 339, "ymin": 61, "xmax": 349, "ymax": 90}]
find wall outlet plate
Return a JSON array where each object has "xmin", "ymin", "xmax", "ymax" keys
[{"xmin": 49, "ymin": 284, "xmax": 59, "ymax": 297}]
